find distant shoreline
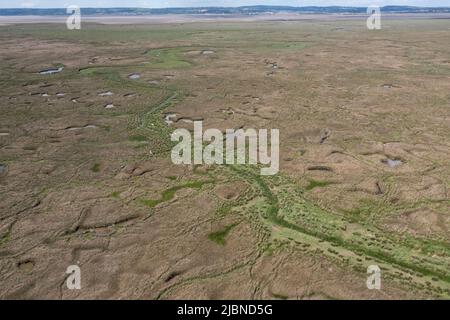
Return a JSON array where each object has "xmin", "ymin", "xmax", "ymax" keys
[
  {"xmin": 1, "ymin": 6, "xmax": 450, "ymax": 16},
  {"xmin": 1, "ymin": 13, "xmax": 450, "ymax": 25}
]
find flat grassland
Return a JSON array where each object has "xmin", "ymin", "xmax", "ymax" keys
[{"xmin": 0, "ymin": 18, "xmax": 449, "ymax": 299}]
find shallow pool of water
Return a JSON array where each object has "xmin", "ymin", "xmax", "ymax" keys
[
  {"xmin": 164, "ymin": 113, "xmax": 177, "ymax": 126},
  {"xmin": 39, "ymin": 67, "xmax": 64, "ymax": 75},
  {"xmin": 129, "ymin": 73, "xmax": 140, "ymax": 80},
  {"xmin": 383, "ymin": 158, "xmax": 403, "ymax": 168},
  {"xmin": 67, "ymin": 124, "xmax": 98, "ymax": 131},
  {"xmin": 99, "ymin": 91, "xmax": 113, "ymax": 96}
]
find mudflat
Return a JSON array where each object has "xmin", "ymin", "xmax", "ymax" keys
[{"xmin": 1, "ymin": 12, "xmax": 450, "ymax": 24}]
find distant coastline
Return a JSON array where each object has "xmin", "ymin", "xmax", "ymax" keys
[{"xmin": 1, "ymin": 6, "xmax": 450, "ymax": 16}]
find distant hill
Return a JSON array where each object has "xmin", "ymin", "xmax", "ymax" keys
[{"xmin": 1, "ymin": 6, "xmax": 450, "ymax": 16}]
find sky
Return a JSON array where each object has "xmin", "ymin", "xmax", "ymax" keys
[{"xmin": 1, "ymin": 0, "xmax": 449, "ymax": 9}]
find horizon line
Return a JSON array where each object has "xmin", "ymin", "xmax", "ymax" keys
[{"xmin": 2, "ymin": 5, "xmax": 450, "ymax": 9}]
